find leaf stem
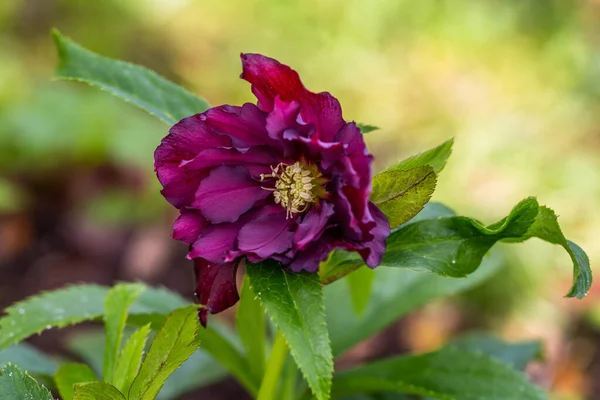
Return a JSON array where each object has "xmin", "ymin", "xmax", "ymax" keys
[{"xmin": 257, "ymin": 330, "xmax": 288, "ymax": 400}]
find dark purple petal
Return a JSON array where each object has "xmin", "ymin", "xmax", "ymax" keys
[
  {"xmin": 293, "ymin": 203, "xmax": 335, "ymax": 250},
  {"xmin": 172, "ymin": 209, "xmax": 208, "ymax": 244},
  {"xmin": 237, "ymin": 211, "xmax": 293, "ymax": 258},
  {"xmin": 182, "ymin": 147, "xmax": 276, "ymax": 178},
  {"xmin": 194, "ymin": 258, "xmax": 240, "ymax": 327},
  {"xmin": 240, "ymin": 53, "xmax": 344, "ymax": 140},
  {"xmin": 188, "ymin": 222, "xmax": 240, "ymax": 263},
  {"xmin": 193, "ymin": 165, "xmax": 270, "ymax": 223},
  {"xmin": 287, "ymin": 240, "xmax": 334, "ymax": 273},
  {"xmin": 354, "ymin": 203, "xmax": 390, "ymax": 267},
  {"xmin": 203, "ymin": 103, "xmax": 273, "ymax": 148}
]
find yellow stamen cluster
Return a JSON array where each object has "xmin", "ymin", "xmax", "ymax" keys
[{"xmin": 260, "ymin": 162, "xmax": 326, "ymax": 218}]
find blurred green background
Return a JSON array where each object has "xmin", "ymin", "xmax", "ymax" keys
[{"xmin": 1, "ymin": 0, "xmax": 599, "ymax": 399}]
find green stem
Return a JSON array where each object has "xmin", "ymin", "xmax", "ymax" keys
[{"xmin": 257, "ymin": 330, "xmax": 288, "ymax": 400}]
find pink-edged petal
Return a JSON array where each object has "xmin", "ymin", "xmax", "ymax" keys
[
  {"xmin": 237, "ymin": 211, "xmax": 293, "ymax": 258},
  {"xmin": 193, "ymin": 165, "xmax": 270, "ymax": 223},
  {"xmin": 172, "ymin": 209, "xmax": 208, "ymax": 244},
  {"xmin": 203, "ymin": 103, "xmax": 273, "ymax": 148},
  {"xmin": 240, "ymin": 53, "xmax": 344, "ymax": 141},
  {"xmin": 182, "ymin": 147, "xmax": 276, "ymax": 177},
  {"xmin": 194, "ymin": 258, "xmax": 240, "ymax": 327},
  {"xmin": 293, "ymin": 203, "xmax": 335, "ymax": 250},
  {"xmin": 188, "ymin": 222, "xmax": 240, "ymax": 263}
]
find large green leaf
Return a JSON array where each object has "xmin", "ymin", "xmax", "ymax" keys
[
  {"xmin": 247, "ymin": 261, "xmax": 333, "ymax": 400},
  {"xmin": 371, "ymin": 166, "xmax": 437, "ymax": 229},
  {"xmin": 128, "ymin": 305, "xmax": 201, "ymax": 400},
  {"xmin": 449, "ymin": 334, "xmax": 542, "ymax": 371},
  {"xmin": 0, "ymin": 343, "xmax": 61, "ymax": 377},
  {"xmin": 73, "ymin": 382, "xmax": 125, "ymax": 400},
  {"xmin": 326, "ymin": 252, "xmax": 501, "ymax": 357},
  {"xmin": 381, "ymin": 197, "xmax": 591, "ymax": 298},
  {"xmin": 0, "ymin": 284, "xmax": 190, "ymax": 349},
  {"xmin": 386, "ymin": 138, "xmax": 454, "ymax": 174},
  {"xmin": 103, "ymin": 283, "xmax": 145, "ymax": 383},
  {"xmin": 55, "ymin": 363, "xmax": 98, "ymax": 400},
  {"xmin": 0, "ymin": 363, "xmax": 53, "ymax": 400},
  {"xmin": 236, "ymin": 277, "xmax": 266, "ymax": 382},
  {"xmin": 52, "ymin": 30, "xmax": 209, "ymax": 125},
  {"xmin": 330, "ymin": 347, "xmax": 547, "ymax": 400},
  {"xmin": 113, "ymin": 324, "xmax": 151, "ymax": 394}
]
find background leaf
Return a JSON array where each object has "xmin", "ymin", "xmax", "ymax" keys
[
  {"xmin": 357, "ymin": 123, "xmax": 379, "ymax": 134},
  {"xmin": 128, "ymin": 305, "xmax": 201, "ymax": 400},
  {"xmin": 0, "ymin": 363, "xmax": 53, "ymax": 400},
  {"xmin": 345, "ymin": 267, "xmax": 375, "ymax": 315},
  {"xmin": 247, "ymin": 261, "xmax": 333, "ymax": 400},
  {"xmin": 73, "ymin": 382, "xmax": 125, "ymax": 400},
  {"xmin": 386, "ymin": 138, "xmax": 454, "ymax": 174},
  {"xmin": 236, "ymin": 277, "xmax": 266, "ymax": 382},
  {"xmin": 52, "ymin": 30, "xmax": 210, "ymax": 125},
  {"xmin": 113, "ymin": 324, "xmax": 151, "ymax": 394},
  {"xmin": 103, "ymin": 283, "xmax": 145, "ymax": 383},
  {"xmin": 0, "ymin": 343, "xmax": 61, "ymax": 377},
  {"xmin": 371, "ymin": 166, "xmax": 437, "ymax": 229},
  {"xmin": 330, "ymin": 347, "xmax": 547, "ymax": 400},
  {"xmin": 55, "ymin": 363, "xmax": 98, "ymax": 400}
]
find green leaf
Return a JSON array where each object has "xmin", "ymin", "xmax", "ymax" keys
[
  {"xmin": 0, "ymin": 284, "xmax": 190, "ymax": 350},
  {"xmin": 247, "ymin": 261, "xmax": 333, "ymax": 400},
  {"xmin": 103, "ymin": 283, "xmax": 145, "ymax": 383},
  {"xmin": 0, "ymin": 363, "xmax": 53, "ymax": 400},
  {"xmin": 356, "ymin": 123, "xmax": 379, "ymax": 134},
  {"xmin": 449, "ymin": 334, "xmax": 542, "ymax": 371},
  {"xmin": 327, "ymin": 251, "xmax": 501, "ymax": 357},
  {"xmin": 0, "ymin": 343, "xmax": 61, "ymax": 377},
  {"xmin": 330, "ymin": 347, "xmax": 547, "ymax": 400},
  {"xmin": 236, "ymin": 277, "xmax": 266, "ymax": 382},
  {"xmin": 113, "ymin": 324, "xmax": 151, "ymax": 394},
  {"xmin": 381, "ymin": 197, "xmax": 592, "ymax": 298},
  {"xmin": 345, "ymin": 267, "xmax": 375, "ymax": 315},
  {"xmin": 128, "ymin": 305, "xmax": 201, "ymax": 400},
  {"xmin": 52, "ymin": 30, "xmax": 209, "ymax": 125},
  {"xmin": 387, "ymin": 138, "xmax": 454, "ymax": 174},
  {"xmin": 55, "ymin": 363, "xmax": 98, "ymax": 400},
  {"xmin": 73, "ymin": 382, "xmax": 125, "ymax": 400},
  {"xmin": 371, "ymin": 166, "xmax": 437, "ymax": 229}
]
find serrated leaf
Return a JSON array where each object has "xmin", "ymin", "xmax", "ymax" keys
[
  {"xmin": 113, "ymin": 324, "xmax": 151, "ymax": 394},
  {"xmin": 330, "ymin": 347, "xmax": 547, "ymax": 400},
  {"xmin": 327, "ymin": 251, "xmax": 501, "ymax": 357},
  {"xmin": 103, "ymin": 283, "xmax": 145, "ymax": 383},
  {"xmin": 73, "ymin": 382, "xmax": 125, "ymax": 400},
  {"xmin": 52, "ymin": 30, "xmax": 209, "ymax": 125},
  {"xmin": 236, "ymin": 277, "xmax": 266, "ymax": 382},
  {"xmin": 55, "ymin": 363, "xmax": 98, "ymax": 400},
  {"xmin": 371, "ymin": 166, "xmax": 437, "ymax": 229},
  {"xmin": 246, "ymin": 261, "xmax": 333, "ymax": 400},
  {"xmin": 386, "ymin": 138, "xmax": 453, "ymax": 174},
  {"xmin": 128, "ymin": 305, "xmax": 201, "ymax": 400},
  {"xmin": 382, "ymin": 197, "xmax": 592, "ymax": 298},
  {"xmin": 0, "ymin": 284, "xmax": 190, "ymax": 350},
  {"xmin": 0, "ymin": 343, "xmax": 61, "ymax": 377},
  {"xmin": 449, "ymin": 334, "xmax": 542, "ymax": 371},
  {"xmin": 0, "ymin": 363, "xmax": 53, "ymax": 400},
  {"xmin": 345, "ymin": 267, "xmax": 375, "ymax": 315},
  {"xmin": 356, "ymin": 123, "xmax": 379, "ymax": 134}
]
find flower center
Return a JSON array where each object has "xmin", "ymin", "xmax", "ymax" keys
[{"xmin": 260, "ymin": 162, "xmax": 327, "ymax": 218}]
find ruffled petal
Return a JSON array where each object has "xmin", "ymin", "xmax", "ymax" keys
[
  {"xmin": 353, "ymin": 203, "xmax": 390, "ymax": 267},
  {"xmin": 193, "ymin": 165, "xmax": 270, "ymax": 223},
  {"xmin": 240, "ymin": 53, "xmax": 344, "ymax": 141},
  {"xmin": 293, "ymin": 202, "xmax": 335, "ymax": 250},
  {"xmin": 182, "ymin": 147, "xmax": 276, "ymax": 178},
  {"xmin": 188, "ymin": 222, "xmax": 240, "ymax": 263},
  {"xmin": 203, "ymin": 103, "xmax": 273, "ymax": 148},
  {"xmin": 237, "ymin": 211, "xmax": 293, "ymax": 258},
  {"xmin": 287, "ymin": 240, "xmax": 334, "ymax": 273},
  {"xmin": 194, "ymin": 258, "xmax": 240, "ymax": 327},
  {"xmin": 172, "ymin": 209, "xmax": 208, "ymax": 244}
]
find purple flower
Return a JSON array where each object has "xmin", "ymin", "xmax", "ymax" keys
[{"xmin": 155, "ymin": 54, "xmax": 390, "ymax": 325}]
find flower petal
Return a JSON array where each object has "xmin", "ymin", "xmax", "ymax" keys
[
  {"xmin": 353, "ymin": 202, "xmax": 390, "ymax": 267},
  {"xmin": 293, "ymin": 203, "xmax": 335, "ymax": 250},
  {"xmin": 193, "ymin": 165, "xmax": 270, "ymax": 223},
  {"xmin": 240, "ymin": 53, "xmax": 344, "ymax": 141},
  {"xmin": 287, "ymin": 240, "xmax": 334, "ymax": 273},
  {"xmin": 203, "ymin": 103, "xmax": 273, "ymax": 148},
  {"xmin": 182, "ymin": 146, "xmax": 276, "ymax": 177},
  {"xmin": 173, "ymin": 209, "xmax": 208, "ymax": 244},
  {"xmin": 237, "ymin": 211, "xmax": 293, "ymax": 258},
  {"xmin": 188, "ymin": 222, "xmax": 240, "ymax": 263},
  {"xmin": 194, "ymin": 258, "xmax": 240, "ymax": 327}
]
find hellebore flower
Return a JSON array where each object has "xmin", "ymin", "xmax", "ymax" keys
[{"xmin": 155, "ymin": 54, "xmax": 390, "ymax": 325}]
